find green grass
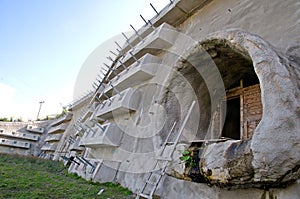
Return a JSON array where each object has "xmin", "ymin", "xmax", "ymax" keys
[{"xmin": 0, "ymin": 153, "xmax": 133, "ymax": 199}]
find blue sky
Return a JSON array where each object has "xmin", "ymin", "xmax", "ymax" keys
[{"xmin": 0, "ymin": 0, "xmax": 169, "ymax": 120}]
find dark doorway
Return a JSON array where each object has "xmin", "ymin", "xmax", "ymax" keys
[{"xmin": 222, "ymin": 97, "xmax": 240, "ymax": 139}]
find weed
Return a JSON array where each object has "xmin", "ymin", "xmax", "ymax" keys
[{"xmin": 0, "ymin": 153, "xmax": 133, "ymax": 199}]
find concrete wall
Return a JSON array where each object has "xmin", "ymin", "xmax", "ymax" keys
[
  {"xmin": 178, "ymin": 0, "xmax": 299, "ymax": 55},
  {"xmin": 65, "ymin": 0, "xmax": 299, "ymax": 197},
  {"xmin": 162, "ymin": 176, "xmax": 300, "ymax": 199},
  {"xmin": 0, "ymin": 121, "xmax": 49, "ymax": 156},
  {"xmin": 3, "ymin": 0, "xmax": 299, "ymax": 198}
]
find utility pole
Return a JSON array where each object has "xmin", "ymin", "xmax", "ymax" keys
[{"xmin": 36, "ymin": 101, "xmax": 45, "ymax": 120}]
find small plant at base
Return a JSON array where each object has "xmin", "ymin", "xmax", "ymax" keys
[{"xmin": 179, "ymin": 149, "xmax": 197, "ymax": 167}]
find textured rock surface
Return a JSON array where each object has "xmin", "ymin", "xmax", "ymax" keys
[
  {"xmin": 201, "ymin": 140, "xmax": 254, "ymax": 187},
  {"xmin": 195, "ymin": 30, "xmax": 300, "ymax": 187}
]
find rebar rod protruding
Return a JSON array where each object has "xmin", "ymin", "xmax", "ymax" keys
[
  {"xmin": 107, "ymin": 56, "xmax": 114, "ymax": 62},
  {"xmin": 101, "ymin": 67, "xmax": 108, "ymax": 73},
  {"xmin": 92, "ymin": 120, "xmax": 105, "ymax": 132},
  {"xmin": 122, "ymin": 32, "xmax": 134, "ymax": 48},
  {"xmin": 96, "ymin": 78, "xmax": 102, "ymax": 83},
  {"xmin": 102, "ymin": 92, "xmax": 112, "ymax": 103},
  {"xmin": 104, "ymin": 63, "xmax": 119, "ymax": 77},
  {"xmin": 110, "ymin": 84, "xmax": 120, "ymax": 95},
  {"xmin": 115, "ymin": 48, "xmax": 125, "ymax": 59},
  {"xmin": 74, "ymin": 124, "xmax": 81, "ymax": 131},
  {"xmin": 150, "ymin": 3, "xmax": 159, "ymax": 16},
  {"xmin": 115, "ymin": 41, "xmax": 122, "ymax": 50},
  {"xmin": 148, "ymin": 20, "xmax": 155, "ymax": 30},
  {"xmin": 75, "ymin": 123, "xmax": 83, "ymax": 131},
  {"xmin": 92, "ymin": 83, "xmax": 99, "ymax": 90},
  {"xmin": 118, "ymin": 60, "xmax": 128, "ymax": 70},
  {"xmin": 109, "ymin": 50, "xmax": 118, "ymax": 57},
  {"xmin": 95, "ymin": 95, "xmax": 104, "ymax": 105},
  {"xmin": 85, "ymin": 124, "xmax": 97, "ymax": 134},
  {"xmin": 140, "ymin": 14, "xmax": 148, "ymax": 25},
  {"xmin": 129, "ymin": 51, "xmax": 140, "ymax": 64},
  {"xmin": 97, "ymin": 74, "xmax": 103, "ymax": 81},
  {"xmin": 81, "ymin": 156, "xmax": 96, "ymax": 168},
  {"xmin": 130, "ymin": 24, "xmax": 143, "ymax": 41}
]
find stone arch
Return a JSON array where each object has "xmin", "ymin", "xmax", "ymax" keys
[{"xmin": 176, "ymin": 29, "xmax": 300, "ymax": 186}]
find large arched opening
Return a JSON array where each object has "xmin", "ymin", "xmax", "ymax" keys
[
  {"xmin": 176, "ymin": 37, "xmax": 262, "ymax": 142},
  {"xmin": 171, "ymin": 29, "xmax": 300, "ymax": 186}
]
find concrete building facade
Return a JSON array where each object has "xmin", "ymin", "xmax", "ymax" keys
[{"xmin": 1, "ymin": 0, "xmax": 299, "ymax": 198}]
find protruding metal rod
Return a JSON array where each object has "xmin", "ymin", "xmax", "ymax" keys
[
  {"xmin": 93, "ymin": 82, "xmax": 99, "ymax": 89},
  {"xmin": 94, "ymin": 81, "xmax": 99, "ymax": 86},
  {"xmin": 95, "ymin": 95, "xmax": 102, "ymax": 103},
  {"xmin": 148, "ymin": 20, "xmax": 155, "ymax": 30},
  {"xmin": 74, "ymin": 123, "xmax": 82, "ymax": 131},
  {"xmin": 121, "ymin": 32, "xmax": 129, "ymax": 41},
  {"xmin": 81, "ymin": 156, "xmax": 96, "ymax": 168},
  {"xmin": 100, "ymin": 71, "xmax": 109, "ymax": 81},
  {"xmin": 116, "ymin": 48, "xmax": 126, "ymax": 59},
  {"xmin": 75, "ymin": 156, "xmax": 88, "ymax": 166},
  {"xmin": 79, "ymin": 111, "xmax": 85, "ymax": 117},
  {"xmin": 122, "ymin": 32, "xmax": 134, "ymax": 48},
  {"xmin": 96, "ymin": 78, "xmax": 102, "ymax": 83},
  {"xmin": 92, "ymin": 83, "xmax": 97, "ymax": 90},
  {"xmin": 74, "ymin": 124, "xmax": 81, "ymax": 131},
  {"xmin": 101, "ymin": 68, "xmax": 108, "ymax": 73},
  {"xmin": 107, "ymin": 56, "xmax": 114, "ymax": 62},
  {"xmin": 104, "ymin": 63, "xmax": 120, "ymax": 77},
  {"xmin": 115, "ymin": 41, "xmax": 122, "ymax": 50},
  {"xmin": 118, "ymin": 60, "xmax": 128, "ymax": 70},
  {"xmin": 150, "ymin": 3, "xmax": 159, "ymax": 16},
  {"xmin": 103, "ymin": 63, "xmax": 111, "ymax": 70},
  {"xmin": 68, "ymin": 137, "xmax": 75, "ymax": 144},
  {"xmin": 85, "ymin": 124, "xmax": 97, "ymax": 134},
  {"xmin": 102, "ymin": 92, "xmax": 112, "ymax": 103},
  {"xmin": 140, "ymin": 14, "xmax": 148, "ymax": 25},
  {"xmin": 93, "ymin": 120, "xmax": 105, "ymax": 132},
  {"xmin": 95, "ymin": 97, "xmax": 105, "ymax": 106},
  {"xmin": 110, "ymin": 85, "xmax": 120, "ymax": 95},
  {"xmin": 97, "ymin": 74, "xmax": 103, "ymax": 82},
  {"xmin": 109, "ymin": 50, "xmax": 118, "ymax": 57},
  {"xmin": 130, "ymin": 24, "xmax": 143, "ymax": 41},
  {"xmin": 129, "ymin": 51, "xmax": 140, "ymax": 63},
  {"xmin": 68, "ymin": 136, "xmax": 76, "ymax": 142}
]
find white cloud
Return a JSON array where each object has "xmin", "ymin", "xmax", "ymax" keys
[
  {"xmin": 0, "ymin": 83, "xmax": 15, "ymax": 102},
  {"xmin": 0, "ymin": 83, "xmax": 16, "ymax": 118},
  {"xmin": 36, "ymin": 84, "xmax": 73, "ymax": 119},
  {"xmin": 0, "ymin": 82, "xmax": 73, "ymax": 121}
]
